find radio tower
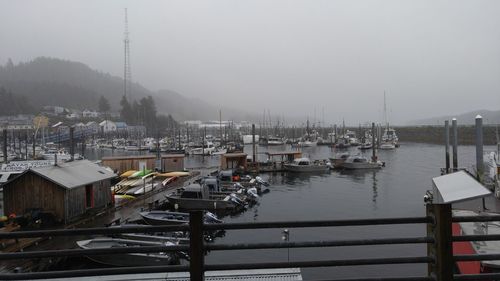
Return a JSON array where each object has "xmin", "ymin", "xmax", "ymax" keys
[{"xmin": 123, "ymin": 8, "xmax": 132, "ymax": 99}]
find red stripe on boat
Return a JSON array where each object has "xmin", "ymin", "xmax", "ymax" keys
[{"xmin": 452, "ymin": 223, "xmax": 481, "ymax": 274}]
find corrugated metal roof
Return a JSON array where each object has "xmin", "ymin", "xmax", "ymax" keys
[
  {"xmin": 30, "ymin": 160, "xmax": 117, "ymax": 189},
  {"xmin": 34, "ymin": 268, "xmax": 302, "ymax": 281}
]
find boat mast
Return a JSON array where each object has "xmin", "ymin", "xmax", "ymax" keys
[{"xmin": 383, "ymin": 91, "xmax": 389, "ymax": 130}]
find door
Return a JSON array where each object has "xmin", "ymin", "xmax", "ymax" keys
[{"xmin": 85, "ymin": 184, "xmax": 94, "ymax": 208}]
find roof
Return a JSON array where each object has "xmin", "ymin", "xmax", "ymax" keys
[
  {"xmin": 222, "ymin": 153, "xmax": 247, "ymax": 158},
  {"xmin": 7, "ymin": 160, "xmax": 117, "ymax": 189},
  {"xmin": 266, "ymin": 151, "xmax": 302, "ymax": 156},
  {"xmin": 432, "ymin": 170, "xmax": 491, "ymax": 204},
  {"xmin": 102, "ymin": 154, "xmax": 184, "ymax": 161},
  {"xmin": 35, "ymin": 268, "xmax": 302, "ymax": 281}
]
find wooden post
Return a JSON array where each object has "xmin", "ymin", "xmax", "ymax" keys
[
  {"xmin": 444, "ymin": 120, "xmax": 450, "ymax": 174},
  {"xmin": 371, "ymin": 122, "xmax": 376, "ymax": 162},
  {"xmin": 427, "ymin": 203, "xmax": 453, "ymax": 281},
  {"xmin": 189, "ymin": 211, "xmax": 204, "ymax": 281},
  {"xmin": 3, "ymin": 129, "xmax": 8, "ymax": 163},
  {"xmin": 252, "ymin": 124, "xmax": 256, "ymax": 163},
  {"xmin": 452, "ymin": 118, "xmax": 458, "ymax": 171}
]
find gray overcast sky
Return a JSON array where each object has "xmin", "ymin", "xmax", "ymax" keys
[{"xmin": 1, "ymin": 0, "xmax": 500, "ymax": 124}]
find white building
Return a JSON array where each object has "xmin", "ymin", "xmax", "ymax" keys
[
  {"xmin": 99, "ymin": 120, "xmax": 117, "ymax": 133},
  {"xmin": 82, "ymin": 109, "xmax": 99, "ymax": 118}
]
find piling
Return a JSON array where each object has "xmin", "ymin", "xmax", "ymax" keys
[
  {"xmin": 69, "ymin": 126, "xmax": 75, "ymax": 161},
  {"xmin": 3, "ymin": 129, "xmax": 7, "ymax": 163},
  {"xmin": 252, "ymin": 124, "xmax": 256, "ymax": 163},
  {"xmin": 24, "ymin": 131, "xmax": 28, "ymax": 160},
  {"xmin": 475, "ymin": 115, "xmax": 484, "ymax": 181},
  {"xmin": 444, "ymin": 120, "xmax": 450, "ymax": 174},
  {"xmin": 32, "ymin": 132, "xmax": 36, "ymax": 160},
  {"xmin": 452, "ymin": 118, "xmax": 458, "ymax": 171},
  {"xmin": 371, "ymin": 122, "xmax": 376, "ymax": 162}
]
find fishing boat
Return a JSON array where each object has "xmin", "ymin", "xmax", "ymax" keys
[
  {"xmin": 340, "ymin": 155, "xmax": 384, "ymax": 169},
  {"xmin": 267, "ymin": 136, "xmax": 286, "ymax": 145},
  {"xmin": 453, "ymin": 210, "xmax": 500, "ymax": 274},
  {"xmin": 329, "ymin": 152, "xmax": 350, "ymax": 169},
  {"xmin": 76, "ymin": 238, "xmax": 180, "ymax": 266},
  {"xmin": 284, "ymin": 157, "xmax": 331, "ymax": 173},
  {"xmin": 165, "ymin": 184, "xmax": 245, "ymax": 210},
  {"xmin": 379, "ymin": 141, "xmax": 396, "ymax": 150},
  {"xmin": 189, "ymin": 141, "xmax": 216, "ymax": 155},
  {"xmin": 140, "ymin": 210, "xmax": 222, "ymax": 225}
]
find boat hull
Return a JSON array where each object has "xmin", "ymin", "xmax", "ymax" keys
[
  {"xmin": 166, "ymin": 195, "xmax": 237, "ymax": 210},
  {"xmin": 284, "ymin": 164, "xmax": 329, "ymax": 173},
  {"xmin": 77, "ymin": 238, "xmax": 178, "ymax": 267},
  {"xmin": 341, "ymin": 162, "xmax": 382, "ymax": 169}
]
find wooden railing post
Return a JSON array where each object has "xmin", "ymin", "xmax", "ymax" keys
[
  {"xmin": 427, "ymin": 203, "xmax": 453, "ymax": 281},
  {"xmin": 190, "ymin": 211, "xmax": 205, "ymax": 281}
]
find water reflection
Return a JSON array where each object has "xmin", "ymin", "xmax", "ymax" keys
[{"xmin": 337, "ymin": 169, "xmax": 379, "ymax": 209}]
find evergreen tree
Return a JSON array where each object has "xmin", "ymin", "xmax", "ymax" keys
[
  {"xmin": 119, "ymin": 95, "xmax": 134, "ymax": 124},
  {"xmin": 98, "ymin": 95, "xmax": 111, "ymax": 113}
]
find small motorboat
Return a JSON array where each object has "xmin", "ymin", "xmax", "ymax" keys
[
  {"xmin": 140, "ymin": 210, "xmax": 223, "ymax": 225},
  {"xmin": 340, "ymin": 155, "xmax": 384, "ymax": 170},
  {"xmin": 284, "ymin": 157, "xmax": 331, "ymax": 173},
  {"xmin": 76, "ymin": 238, "xmax": 180, "ymax": 266}
]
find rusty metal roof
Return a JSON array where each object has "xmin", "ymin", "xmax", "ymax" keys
[{"xmin": 32, "ymin": 268, "xmax": 302, "ymax": 281}]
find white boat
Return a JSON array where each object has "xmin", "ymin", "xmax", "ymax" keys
[
  {"xmin": 242, "ymin": 134, "xmax": 260, "ymax": 144},
  {"xmin": 379, "ymin": 141, "xmax": 396, "ymax": 150},
  {"xmin": 298, "ymin": 140, "xmax": 317, "ymax": 147},
  {"xmin": 267, "ymin": 136, "xmax": 285, "ymax": 145},
  {"xmin": 340, "ymin": 155, "xmax": 384, "ymax": 169},
  {"xmin": 284, "ymin": 157, "xmax": 331, "ymax": 173},
  {"xmin": 42, "ymin": 150, "xmax": 82, "ymax": 161},
  {"xmin": 189, "ymin": 141, "xmax": 216, "ymax": 155},
  {"xmin": 76, "ymin": 238, "xmax": 179, "ymax": 266}
]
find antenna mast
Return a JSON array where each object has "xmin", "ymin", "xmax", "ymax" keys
[
  {"xmin": 383, "ymin": 91, "xmax": 388, "ymax": 130},
  {"xmin": 124, "ymin": 8, "xmax": 132, "ymax": 99}
]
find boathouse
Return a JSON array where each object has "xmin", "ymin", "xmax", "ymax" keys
[
  {"xmin": 221, "ymin": 153, "xmax": 247, "ymax": 170},
  {"xmin": 2, "ymin": 160, "xmax": 116, "ymax": 224},
  {"xmin": 101, "ymin": 154, "xmax": 185, "ymax": 174}
]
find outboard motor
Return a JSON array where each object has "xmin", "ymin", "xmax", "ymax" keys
[
  {"xmin": 229, "ymin": 193, "xmax": 246, "ymax": 206},
  {"xmin": 247, "ymin": 187, "xmax": 259, "ymax": 199},
  {"xmin": 204, "ymin": 211, "xmax": 223, "ymax": 223},
  {"xmin": 255, "ymin": 176, "xmax": 270, "ymax": 187}
]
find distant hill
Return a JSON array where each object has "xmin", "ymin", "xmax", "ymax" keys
[
  {"xmin": 0, "ymin": 57, "xmax": 256, "ymax": 121},
  {"xmin": 407, "ymin": 109, "xmax": 500, "ymax": 125}
]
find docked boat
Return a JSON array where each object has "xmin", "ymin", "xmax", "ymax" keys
[
  {"xmin": 165, "ymin": 184, "xmax": 245, "ymax": 210},
  {"xmin": 267, "ymin": 136, "xmax": 286, "ymax": 145},
  {"xmin": 189, "ymin": 141, "xmax": 216, "ymax": 155},
  {"xmin": 329, "ymin": 152, "xmax": 350, "ymax": 169},
  {"xmin": 284, "ymin": 157, "xmax": 331, "ymax": 173},
  {"xmin": 140, "ymin": 210, "xmax": 222, "ymax": 225},
  {"xmin": 379, "ymin": 141, "xmax": 396, "ymax": 150},
  {"xmin": 453, "ymin": 210, "xmax": 500, "ymax": 274},
  {"xmin": 76, "ymin": 238, "xmax": 180, "ymax": 266},
  {"xmin": 340, "ymin": 155, "xmax": 384, "ymax": 169}
]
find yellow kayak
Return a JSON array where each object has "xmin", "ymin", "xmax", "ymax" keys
[
  {"xmin": 120, "ymin": 170, "xmax": 137, "ymax": 178},
  {"xmin": 156, "ymin": 171, "xmax": 190, "ymax": 177}
]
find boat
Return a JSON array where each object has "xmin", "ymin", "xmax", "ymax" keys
[
  {"xmin": 340, "ymin": 155, "xmax": 384, "ymax": 169},
  {"xmin": 165, "ymin": 184, "xmax": 245, "ymax": 210},
  {"xmin": 189, "ymin": 141, "xmax": 216, "ymax": 155},
  {"xmin": 76, "ymin": 238, "xmax": 180, "ymax": 266},
  {"xmin": 42, "ymin": 150, "xmax": 82, "ymax": 161},
  {"xmin": 329, "ymin": 152, "xmax": 350, "ymax": 169},
  {"xmin": 140, "ymin": 210, "xmax": 222, "ymax": 225},
  {"xmin": 267, "ymin": 136, "xmax": 286, "ymax": 145},
  {"xmin": 284, "ymin": 157, "xmax": 331, "ymax": 173},
  {"xmin": 379, "ymin": 141, "xmax": 396, "ymax": 150},
  {"xmin": 453, "ymin": 210, "xmax": 500, "ymax": 274}
]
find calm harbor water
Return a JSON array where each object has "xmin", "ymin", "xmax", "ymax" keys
[{"xmin": 82, "ymin": 143, "xmax": 494, "ymax": 279}]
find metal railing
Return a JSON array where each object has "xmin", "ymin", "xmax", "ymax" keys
[{"xmin": 0, "ymin": 205, "xmax": 499, "ymax": 280}]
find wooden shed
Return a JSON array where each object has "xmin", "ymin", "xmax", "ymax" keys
[
  {"xmin": 101, "ymin": 154, "xmax": 185, "ymax": 175},
  {"xmin": 221, "ymin": 153, "xmax": 248, "ymax": 170},
  {"xmin": 2, "ymin": 160, "xmax": 116, "ymax": 224}
]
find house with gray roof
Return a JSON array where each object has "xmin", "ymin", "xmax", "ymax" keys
[{"xmin": 2, "ymin": 160, "xmax": 117, "ymax": 224}]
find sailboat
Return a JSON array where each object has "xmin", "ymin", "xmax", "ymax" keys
[{"xmin": 380, "ymin": 92, "xmax": 399, "ymax": 150}]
